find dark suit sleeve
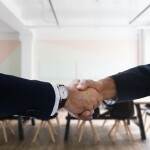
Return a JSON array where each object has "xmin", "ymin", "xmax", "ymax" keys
[
  {"xmin": 0, "ymin": 73, "xmax": 56, "ymax": 119},
  {"xmin": 111, "ymin": 64, "xmax": 150, "ymax": 102}
]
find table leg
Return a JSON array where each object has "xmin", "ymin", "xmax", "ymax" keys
[
  {"xmin": 135, "ymin": 104, "xmax": 146, "ymax": 140},
  {"xmin": 64, "ymin": 114, "xmax": 71, "ymax": 141},
  {"xmin": 18, "ymin": 116, "xmax": 24, "ymax": 141},
  {"xmin": 31, "ymin": 118, "xmax": 35, "ymax": 125}
]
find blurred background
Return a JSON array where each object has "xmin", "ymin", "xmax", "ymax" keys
[{"xmin": 0, "ymin": 0, "xmax": 150, "ymax": 150}]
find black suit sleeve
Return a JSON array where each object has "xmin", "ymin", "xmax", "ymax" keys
[
  {"xmin": 111, "ymin": 64, "xmax": 150, "ymax": 102},
  {"xmin": 0, "ymin": 73, "xmax": 56, "ymax": 119}
]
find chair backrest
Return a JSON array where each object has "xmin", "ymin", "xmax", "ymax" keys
[
  {"xmin": 92, "ymin": 107, "xmax": 100, "ymax": 118},
  {"xmin": 110, "ymin": 101, "xmax": 134, "ymax": 119},
  {"xmin": 35, "ymin": 113, "xmax": 58, "ymax": 121}
]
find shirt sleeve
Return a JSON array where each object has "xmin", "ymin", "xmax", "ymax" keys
[{"xmin": 50, "ymin": 85, "xmax": 60, "ymax": 116}]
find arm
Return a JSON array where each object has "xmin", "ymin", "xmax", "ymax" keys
[
  {"xmin": 77, "ymin": 77, "xmax": 117, "ymax": 102},
  {"xmin": 111, "ymin": 64, "xmax": 150, "ymax": 102},
  {"xmin": 0, "ymin": 73, "xmax": 55, "ymax": 119},
  {"xmin": 0, "ymin": 74, "xmax": 101, "ymax": 120},
  {"xmin": 77, "ymin": 64, "xmax": 150, "ymax": 102}
]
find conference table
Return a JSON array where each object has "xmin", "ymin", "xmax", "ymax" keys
[{"xmin": 133, "ymin": 96, "xmax": 150, "ymax": 140}]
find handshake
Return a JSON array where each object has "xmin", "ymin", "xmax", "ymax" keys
[{"xmin": 63, "ymin": 77, "xmax": 117, "ymax": 120}]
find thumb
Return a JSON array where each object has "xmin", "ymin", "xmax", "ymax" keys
[
  {"xmin": 77, "ymin": 79, "xmax": 99, "ymax": 91},
  {"xmin": 76, "ymin": 80, "xmax": 88, "ymax": 90},
  {"xmin": 72, "ymin": 79, "xmax": 80, "ymax": 86},
  {"xmin": 68, "ymin": 79, "xmax": 80, "ymax": 86}
]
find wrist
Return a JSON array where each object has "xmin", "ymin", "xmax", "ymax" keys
[
  {"xmin": 63, "ymin": 86, "xmax": 74, "ymax": 110},
  {"xmin": 99, "ymin": 77, "xmax": 117, "ymax": 100},
  {"xmin": 57, "ymin": 85, "xmax": 69, "ymax": 109}
]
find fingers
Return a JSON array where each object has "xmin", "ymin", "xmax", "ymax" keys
[
  {"xmin": 76, "ymin": 80, "xmax": 88, "ymax": 90},
  {"xmin": 77, "ymin": 110, "xmax": 94, "ymax": 120},
  {"xmin": 77, "ymin": 79, "xmax": 98, "ymax": 91},
  {"xmin": 69, "ymin": 111, "xmax": 93, "ymax": 120},
  {"xmin": 68, "ymin": 79, "xmax": 80, "ymax": 87},
  {"xmin": 72, "ymin": 79, "xmax": 80, "ymax": 85},
  {"xmin": 65, "ymin": 80, "xmax": 103, "ymax": 121}
]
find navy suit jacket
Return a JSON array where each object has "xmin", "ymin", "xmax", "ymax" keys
[
  {"xmin": 0, "ymin": 73, "xmax": 55, "ymax": 119},
  {"xmin": 111, "ymin": 64, "xmax": 150, "ymax": 102}
]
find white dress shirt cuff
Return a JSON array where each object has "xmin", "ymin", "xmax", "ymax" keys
[{"xmin": 50, "ymin": 84, "xmax": 60, "ymax": 116}]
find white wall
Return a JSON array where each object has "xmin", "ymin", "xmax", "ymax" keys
[
  {"xmin": 141, "ymin": 29, "xmax": 150, "ymax": 64},
  {"xmin": 34, "ymin": 27, "xmax": 139, "ymax": 84},
  {"xmin": 0, "ymin": 40, "xmax": 21, "ymax": 76}
]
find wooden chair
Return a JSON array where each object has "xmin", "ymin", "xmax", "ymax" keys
[
  {"xmin": 23, "ymin": 117, "xmax": 36, "ymax": 126},
  {"xmin": 64, "ymin": 108, "xmax": 102, "ymax": 142},
  {"xmin": 0, "ymin": 115, "xmax": 15, "ymax": 142},
  {"xmin": 77, "ymin": 119, "xmax": 100, "ymax": 143},
  {"xmin": 140, "ymin": 104, "xmax": 150, "ymax": 128},
  {"xmin": 32, "ymin": 113, "xmax": 59, "ymax": 143},
  {"xmin": 77, "ymin": 108, "xmax": 100, "ymax": 143},
  {"xmin": 144, "ymin": 110, "xmax": 150, "ymax": 132},
  {"xmin": 101, "ymin": 100, "xmax": 115, "ymax": 127},
  {"xmin": 108, "ymin": 102, "xmax": 135, "ymax": 143}
]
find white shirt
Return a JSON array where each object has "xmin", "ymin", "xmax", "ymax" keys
[{"xmin": 50, "ymin": 85, "xmax": 60, "ymax": 116}]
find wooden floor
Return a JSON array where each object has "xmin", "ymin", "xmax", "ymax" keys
[{"xmin": 1, "ymin": 110, "xmax": 150, "ymax": 150}]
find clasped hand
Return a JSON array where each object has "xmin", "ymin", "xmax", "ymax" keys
[{"xmin": 64, "ymin": 79, "xmax": 103, "ymax": 120}]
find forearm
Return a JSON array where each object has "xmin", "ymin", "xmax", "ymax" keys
[
  {"xmin": 0, "ymin": 73, "xmax": 56, "ymax": 119},
  {"xmin": 96, "ymin": 77, "xmax": 117, "ymax": 100},
  {"xmin": 77, "ymin": 78, "xmax": 117, "ymax": 101},
  {"xmin": 111, "ymin": 64, "xmax": 150, "ymax": 101}
]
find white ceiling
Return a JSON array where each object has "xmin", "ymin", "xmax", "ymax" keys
[
  {"xmin": 0, "ymin": 18, "xmax": 17, "ymax": 33},
  {"xmin": 0, "ymin": 0, "xmax": 150, "ymax": 33}
]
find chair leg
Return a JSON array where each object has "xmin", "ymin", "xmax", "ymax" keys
[
  {"xmin": 48, "ymin": 120, "xmax": 57, "ymax": 135},
  {"xmin": 31, "ymin": 118, "xmax": 35, "ymax": 126},
  {"xmin": 77, "ymin": 120, "xmax": 84, "ymax": 136},
  {"xmin": 102, "ymin": 119, "xmax": 107, "ymax": 127},
  {"xmin": 47, "ymin": 121, "xmax": 55, "ymax": 142},
  {"xmin": 5, "ymin": 121, "xmax": 15, "ymax": 135},
  {"xmin": 112, "ymin": 120, "xmax": 120, "ymax": 142},
  {"xmin": 123, "ymin": 120, "xmax": 129, "ymax": 135},
  {"xmin": 1, "ymin": 122, "xmax": 8, "ymax": 143},
  {"xmin": 144, "ymin": 113, "xmax": 147, "ymax": 127},
  {"xmin": 56, "ymin": 116, "xmax": 60, "ymax": 127},
  {"xmin": 146, "ymin": 124, "xmax": 150, "ymax": 132},
  {"xmin": 76, "ymin": 120, "xmax": 81, "ymax": 136},
  {"xmin": 78, "ymin": 121, "xmax": 86, "ymax": 143},
  {"xmin": 89, "ymin": 120, "xmax": 100, "ymax": 141},
  {"xmin": 32, "ymin": 121, "xmax": 43, "ymax": 143},
  {"xmin": 109, "ymin": 120, "xmax": 117, "ymax": 136},
  {"xmin": 77, "ymin": 120, "xmax": 81, "ymax": 128},
  {"xmin": 124, "ymin": 121, "xmax": 135, "ymax": 142},
  {"xmin": 142, "ymin": 111, "xmax": 145, "ymax": 116},
  {"xmin": 42, "ymin": 121, "xmax": 47, "ymax": 127}
]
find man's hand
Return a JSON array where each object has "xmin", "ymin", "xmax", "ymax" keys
[
  {"xmin": 76, "ymin": 78, "xmax": 117, "ymax": 101},
  {"xmin": 64, "ymin": 80, "xmax": 102, "ymax": 120},
  {"xmin": 76, "ymin": 79, "xmax": 101, "ymax": 92}
]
